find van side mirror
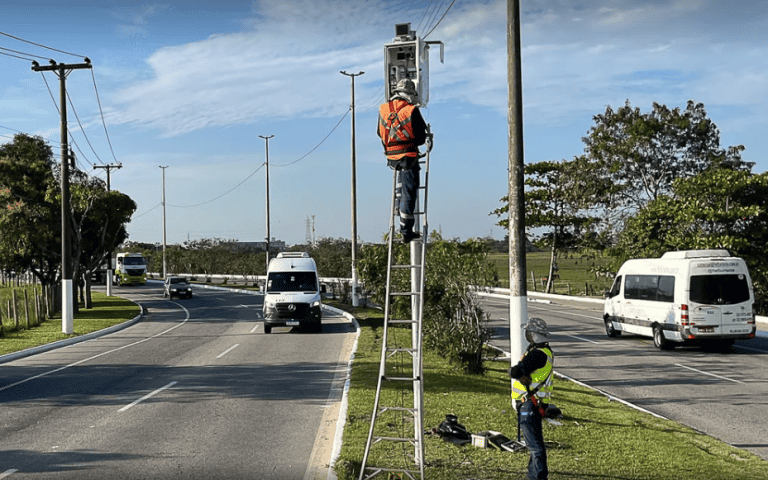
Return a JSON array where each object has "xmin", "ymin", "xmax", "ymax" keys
[
  {"xmin": 321, "ymin": 284, "xmax": 327, "ymax": 294},
  {"xmin": 603, "ymin": 290, "xmax": 612, "ymax": 299}
]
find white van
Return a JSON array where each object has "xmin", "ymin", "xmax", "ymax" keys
[
  {"xmin": 603, "ymin": 250, "xmax": 756, "ymax": 351},
  {"xmin": 262, "ymin": 252, "xmax": 323, "ymax": 334}
]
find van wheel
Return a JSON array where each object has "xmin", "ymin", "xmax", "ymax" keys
[
  {"xmin": 653, "ymin": 325, "xmax": 674, "ymax": 350},
  {"xmin": 264, "ymin": 325, "xmax": 272, "ymax": 334},
  {"xmin": 605, "ymin": 318, "xmax": 621, "ymax": 338}
]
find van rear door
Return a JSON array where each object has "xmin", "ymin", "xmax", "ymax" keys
[{"xmin": 688, "ymin": 273, "xmax": 752, "ymax": 336}]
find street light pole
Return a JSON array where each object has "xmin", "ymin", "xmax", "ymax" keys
[
  {"xmin": 341, "ymin": 70, "xmax": 364, "ymax": 307},
  {"xmin": 259, "ymin": 135, "xmax": 274, "ymax": 273},
  {"xmin": 159, "ymin": 166, "xmax": 169, "ymax": 280},
  {"xmin": 94, "ymin": 163, "xmax": 122, "ymax": 296}
]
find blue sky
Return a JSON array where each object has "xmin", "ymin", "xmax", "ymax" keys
[{"xmin": 1, "ymin": 0, "xmax": 767, "ymax": 246}]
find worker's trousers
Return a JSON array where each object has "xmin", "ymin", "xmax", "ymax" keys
[
  {"xmin": 520, "ymin": 399, "xmax": 548, "ymax": 480},
  {"xmin": 396, "ymin": 161, "xmax": 420, "ymax": 235}
]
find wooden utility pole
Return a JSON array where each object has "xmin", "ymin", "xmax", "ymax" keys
[
  {"xmin": 508, "ymin": 0, "xmax": 528, "ymax": 361},
  {"xmin": 31, "ymin": 58, "xmax": 92, "ymax": 334}
]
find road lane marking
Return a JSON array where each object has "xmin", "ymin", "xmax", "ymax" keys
[
  {"xmin": 559, "ymin": 333, "xmax": 601, "ymax": 344},
  {"xmin": 216, "ymin": 344, "xmax": 240, "ymax": 359},
  {"xmin": 119, "ymin": 381, "xmax": 177, "ymax": 412},
  {"xmin": 0, "ymin": 303, "xmax": 191, "ymax": 394},
  {"xmin": 250, "ymin": 324, "xmax": 260, "ymax": 333},
  {"xmin": 675, "ymin": 363, "xmax": 744, "ymax": 384},
  {"xmin": 0, "ymin": 470, "xmax": 18, "ymax": 479}
]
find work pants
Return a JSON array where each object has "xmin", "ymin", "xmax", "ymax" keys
[
  {"xmin": 520, "ymin": 399, "xmax": 548, "ymax": 480},
  {"xmin": 389, "ymin": 157, "xmax": 420, "ymax": 235}
]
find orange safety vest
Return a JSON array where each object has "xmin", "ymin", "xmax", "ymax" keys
[{"xmin": 378, "ymin": 100, "xmax": 419, "ymax": 161}]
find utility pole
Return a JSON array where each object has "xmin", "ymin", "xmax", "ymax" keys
[
  {"xmin": 93, "ymin": 163, "xmax": 122, "ymax": 296},
  {"xmin": 31, "ymin": 58, "xmax": 92, "ymax": 335},
  {"xmin": 341, "ymin": 70, "xmax": 364, "ymax": 307},
  {"xmin": 259, "ymin": 135, "xmax": 274, "ymax": 273},
  {"xmin": 508, "ymin": 0, "xmax": 528, "ymax": 361},
  {"xmin": 159, "ymin": 166, "xmax": 169, "ymax": 280}
]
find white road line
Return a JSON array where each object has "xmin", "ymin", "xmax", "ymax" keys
[
  {"xmin": 0, "ymin": 470, "xmax": 18, "ymax": 479},
  {"xmin": 216, "ymin": 344, "xmax": 240, "ymax": 359},
  {"xmin": 0, "ymin": 303, "xmax": 191, "ymax": 394},
  {"xmin": 675, "ymin": 363, "xmax": 744, "ymax": 384},
  {"xmin": 250, "ymin": 324, "xmax": 260, "ymax": 333},
  {"xmin": 118, "ymin": 381, "xmax": 177, "ymax": 412},
  {"xmin": 560, "ymin": 333, "xmax": 601, "ymax": 344}
]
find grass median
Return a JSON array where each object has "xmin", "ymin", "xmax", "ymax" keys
[
  {"xmin": 332, "ymin": 304, "xmax": 768, "ymax": 480},
  {"xmin": 0, "ymin": 292, "xmax": 140, "ymax": 357}
]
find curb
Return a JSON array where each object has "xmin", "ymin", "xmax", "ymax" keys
[
  {"xmin": 0, "ymin": 303, "xmax": 145, "ymax": 365},
  {"xmin": 320, "ymin": 305, "xmax": 361, "ymax": 480}
]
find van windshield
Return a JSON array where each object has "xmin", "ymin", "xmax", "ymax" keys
[
  {"xmin": 267, "ymin": 272, "xmax": 318, "ymax": 293},
  {"xmin": 689, "ymin": 274, "xmax": 750, "ymax": 305},
  {"xmin": 122, "ymin": 257, "xmax": 145, "ymax": 266}
]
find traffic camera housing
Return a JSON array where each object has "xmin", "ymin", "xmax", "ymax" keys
[{"xmin": 384, "ymin": 23, "xmax": 444, "ymax": 107}]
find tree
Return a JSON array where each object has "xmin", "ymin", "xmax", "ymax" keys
[
  {"xmin": 0, "ymin": 134, "xmax": 60, "ymax": 285},
  {"xmin": 614, "ymin": 166, "xmax": 768, "ymax": 314},
  {"xmin": 492, "ymin": 158, "xmax": 601, "ymax": 292},
  {"xmin": 583, "ymin": 100, "xmax": 750, "ymax": 225}
]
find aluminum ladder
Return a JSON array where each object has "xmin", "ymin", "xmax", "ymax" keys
[{"xmin": 359, "ymin": 132, "xmax": 431, "ymax": 480}]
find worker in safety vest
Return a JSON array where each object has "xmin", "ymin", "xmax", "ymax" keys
[
  {"xmin": 508, "ymin": 317, "xmax": 554, "ymax": 480},
  {"xmin": 377, "ymin": 78, "xmax": 430, "ymax": 243}
]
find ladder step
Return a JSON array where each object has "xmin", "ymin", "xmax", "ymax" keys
[
  {"xmin": 378, "ymin": 406, "xmax": 417, "ymax": 414},
  {"xmin": 387, "ymin": 319, "xmax": 418, "ymax": 325},
  {"xmin": 383, "ymin": 376, "xmax": 419, "ymax": 382},
  {"xmin": 387, "ymin": 347, "xmax": 417, "ymax": 354},
  {"xmin": 390, "ymin": 292, "xmax": 419, "ymax": 296},
  {"xmin": 392, "ymin": 264, "xmax": 420, "ymax": 269},
  {"xmin": 374, "ymin": 436, "xmax": 418, "ymax": 443}
]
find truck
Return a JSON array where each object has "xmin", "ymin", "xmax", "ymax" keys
[
  {"xmin": 113, "ymin": 252, "xmax": 148, "ymax": 285},
  {"xmin": 603, "ymin": 249, "xmax": 756, "ymax": 351},
  {"xmin": 262, "ymin": 252, "xmax": 323, "ymax": 334}
]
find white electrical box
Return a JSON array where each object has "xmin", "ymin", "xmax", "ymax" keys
[{"xmin": 384, "ymin": 23, "xmax": 443, "ymax": 107}]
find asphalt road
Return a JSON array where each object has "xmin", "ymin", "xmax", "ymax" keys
[
  {"xmin": 0, "ymin": 283, "xmax": 356, "ymax": 480},
  {"xmin": 480, "ymin": 295, "xmax": 768, "ymax": 461}
]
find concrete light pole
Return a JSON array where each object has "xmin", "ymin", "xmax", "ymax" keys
[
  {"xmin": 94, "ymin": 163, "xmax": 122, "ymax": 296},
  {"xmin": 341, "ymin": 70, "xmax": 364, "ymax": 307},
  {"xmin": 259, "ymin": 135, "xmax": 274, "ymax": 273},
  {"xmin": 159, "ymin": 166, "xmax": 169, "ymax": 280},
  {"xmin": 508, "ymin": 0, "xmax": 528, "ymax": 361}
]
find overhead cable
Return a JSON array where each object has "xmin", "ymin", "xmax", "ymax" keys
[
  {"xmin": 166, "ymin": 163, "xmax": 265, "ymax": 208},
  {"xmin": 271, "ymin": 107, "xmax": 351, "ymax": 167},
  {"xmin": 0, "ymin": 30, "xmax": 86, "ymax": 58},
  {"xmin": 425, "ymin": 0, "xmax": 457, "ymax": 38},
  {"xmin": 90, "ymin": 69, "xmax": 119, "ymax": 164}
]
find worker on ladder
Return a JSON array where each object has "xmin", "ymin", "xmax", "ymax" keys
[
  {"xmin": 377, "ymin": 78, "xmax": 431, "ymax": 243},
  {"xmin": 509, "ymin": 318, "xmax": 554, "ymax": 480}
]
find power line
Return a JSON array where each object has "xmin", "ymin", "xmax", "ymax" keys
[
  {"xmin": 132, "ymin": 202, "xmax": 163, "ymax": 220},
  {"xmin": 416, "ymin": 0, "xmax": 438, "ymax": 33},
  {"xmin": 65, "ymin": 89, "xmax": 105, "ymax": 165},
  {"xmin": 0, "ymin": 50, "xmax": 34, "ymax": 61},
  {"xmin": 0, "ymin": 30, "xmax": 86, "ymax": 58},
  {"xmin": 90, "ymin": 69, "xmax": 119, "ymax": 163},
  {"xmin": 271, "ymin": 107, "xmax": 351, "ymax": 167},
  {"xmin": 166, "ymin": 163, "xmax": 265, "ymax": 208},
  {"xmin": 425, "ymin": 0, "xmax": 457, "ymax": 38},
  {"xmin": 422, "ymin": 0, "xmax": 446, "ymax": 35},
  {"xmin": 0, "ymin": 46, "xmax": 50, "ymax": 61}
]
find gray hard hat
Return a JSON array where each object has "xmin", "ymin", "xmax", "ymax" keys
[
  {"xmin": 523, "ymin": 317, "xmax": 549, "ymax": 337},
  {"xmin": 393, "ymin": 78, "xmax": 417, "ymax": 96}
]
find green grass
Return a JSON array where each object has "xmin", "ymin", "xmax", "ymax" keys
[
  {"xmin": 490, "ymin": 251, "xmax": 615, "ymax": 296},
  {"xmin": 0, "ymin": 291, "xmax": 140, "ymax": 356},
  {"xmin": 333, "ymin": 306, "xmax": 768, "ymax": 480}
]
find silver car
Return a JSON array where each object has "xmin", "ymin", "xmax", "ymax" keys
[{"xmin": 164, "ymin": 276, "xmax": 193, "ymax": 299}]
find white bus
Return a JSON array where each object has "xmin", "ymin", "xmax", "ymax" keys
[{"xmin": 603, "ymin": 250, "xmax": 756, "ymax": 351}]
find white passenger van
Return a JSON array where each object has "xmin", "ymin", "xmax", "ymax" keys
[
  {"xmin": 603, "ymin": 250, "xmax": 756, "ymax": 351},
  {"xmin": 262, "ymin": 252, "xmax": 323, "ymax": 334}
]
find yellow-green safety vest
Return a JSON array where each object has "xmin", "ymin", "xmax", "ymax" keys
[{"xmin": 511, "ymin": 346, "xmax": 553, "ymax": 404}]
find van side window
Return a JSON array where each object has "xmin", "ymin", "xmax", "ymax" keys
[
  {"xmin": 608, "ymin": 276, "xmax": 622, "ymax": 298},
  {"xmin": 625, "ymin": 275, "xmax": 675, "ymax": 303}
]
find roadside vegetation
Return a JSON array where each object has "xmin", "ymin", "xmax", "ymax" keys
[
  {"xmin": 332, "ymin": 305, "xmax": 768, "ymax": 480},
  {"xmin": 0, "ymin": 290, "xmax": 139, "ymax": 356}
]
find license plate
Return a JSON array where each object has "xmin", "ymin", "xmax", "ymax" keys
[
  {"xmin": 286, "ymin": 321, "xmax": 300, "ymax": 326},
  {"xmin": 729, "ymin": 327, "xmax": 750, "ymax": 334}
]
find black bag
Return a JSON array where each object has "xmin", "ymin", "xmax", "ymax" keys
[{"xmin": 436, "ymin": 414, "xmax": 471, "ymax": 444}]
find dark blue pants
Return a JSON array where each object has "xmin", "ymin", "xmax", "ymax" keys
[
  {"xmin": 520, "ymin": 399, "xmax": 548, "ymax": 480},
  {"xmin": 388, "ymin": 158, "xmax": 420, "ymax": 235}
]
